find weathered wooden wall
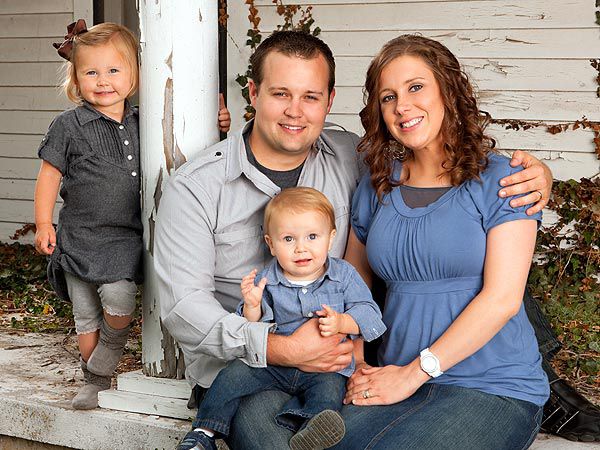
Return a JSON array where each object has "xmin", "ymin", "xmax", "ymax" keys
[
  {"xmin": 226, "ymin": 0, "xmax": 600, "ymax": 181},
  {"xmin": 0, "ymin": 0, "xmax": 92, "ymax": 243}
]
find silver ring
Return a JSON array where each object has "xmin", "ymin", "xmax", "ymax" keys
[
  {"xmin": 534, "ymin": 190, "xmax": 543, "ymax": 202},
  {"xmin": 362, "ymin": 389, "xmax": 371, "ymax": 399}
]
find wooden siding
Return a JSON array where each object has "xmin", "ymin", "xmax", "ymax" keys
[
  {"xmin": 226, "ymin": 0, "xmax": 600, "ymax": 182},
  {"xmin": 0, "ymin": 1, "xmax": 91, "ymax": 243}
]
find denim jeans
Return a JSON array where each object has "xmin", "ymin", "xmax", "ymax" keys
[
  {"xmin": 195, "ymin": 359, "xmax": 346, "ymax": 437},
  {"xmin": 229, "ymin": 384, "xmax": 542, "ymax": 450}
]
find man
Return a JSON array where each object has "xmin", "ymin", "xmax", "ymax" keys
[{"xmin": 155, "ymin": 31, "xmax": 598, "ymax": 448}]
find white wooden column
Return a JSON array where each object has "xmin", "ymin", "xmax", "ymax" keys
[{"xmin": 138, "ymin": 0, "xmax": 219, "ymax": 378}]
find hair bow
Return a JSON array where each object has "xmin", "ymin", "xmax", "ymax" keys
[{"xmin": 53, "ymin": 19, "xmax": 88, "ymax": 61}]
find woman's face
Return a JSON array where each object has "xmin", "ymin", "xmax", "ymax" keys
[{"xmin": 378, "ymin": 55, "xmax": 445, "ymax": 155}]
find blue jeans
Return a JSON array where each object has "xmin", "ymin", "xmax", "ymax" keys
[
  {"xmin": 195, "ymin": 359, "xmax": 346, "ymax": 437},
  {"xmin": 228, "ymin": 384, "xmax": 542, "ymax": 450}
]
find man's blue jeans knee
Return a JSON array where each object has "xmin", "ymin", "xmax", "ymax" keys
[{"xmin": 195, "ymin": 360, "xmax": 345, "ymax": 437}]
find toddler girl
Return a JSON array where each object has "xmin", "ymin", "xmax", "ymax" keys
[{"xmin": 34, "ymin": 20, "xmax": 230, "ymax": 410}]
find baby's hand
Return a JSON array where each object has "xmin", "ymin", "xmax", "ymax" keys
[
  {"xmin": 316, "ymin": 304, "xmax": 341, "ymax": 337},
  {"xmin": 218, "ymin": 93, "xmax": 231, "ymax": 133},
  {"xmin": 241, "ymin": 269, "xmax": 267, "ymax": 310},
  {"xmin": 35, "ymin": 224, "xmax": 56, "ymax": 255}
]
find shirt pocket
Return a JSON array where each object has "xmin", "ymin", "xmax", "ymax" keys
[
  {"xmin": 314, "ymin": 292, "xmax": 346, "ymax": 314},
  {"xmin": 66, "ymin": 137, "xmax": 94, "ymax": 172},
  {"xmin": 214, "ymin": 224, "xmax": 267, "ymax": 278}
]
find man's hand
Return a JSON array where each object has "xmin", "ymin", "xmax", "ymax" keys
[
  {"xmin": 499, "ymin": 150, "xmax": 552, "ymax": 215},
  {"xmin": 267, "ymin": 319, "xmax": 353, "ymax": 373}
]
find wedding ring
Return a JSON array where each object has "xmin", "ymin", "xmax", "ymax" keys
[
  {"xmin": 362, "ymin": 389, "xmax": 371, "ymax": 399},
  {"xmin": 534, "ymin": 190, "xmax": 543, "ymax": 202}
]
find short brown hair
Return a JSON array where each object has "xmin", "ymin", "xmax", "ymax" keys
[
  {"xmin": 358, "ymin": 34, "xmax": 494, "ymax": 200},
  {"xmin": 250, "ymin": 31, "xmax": 335, "ymax": 95},
  {"xmin": 264, "ymin": 187, "xmax": 336, "ymax": 235},
  {"xmin": 62, "ymin": 22, "xmax": 139, "ymax": 104}
]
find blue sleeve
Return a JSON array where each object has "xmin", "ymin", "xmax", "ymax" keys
[
  {"xmin": 340, "ymin": 261, "xmax": 386, "ymax": 342},
  {"xmin": 466, "ymin": 154, "xmax": 542, "ymax": 232},
  {"xmin": 351, "ymin": 173, "xmax": 379, "ymax": 244},
  {"xmin": 38, "ymin": 114, "xmax": 70, "ymax": 175}
]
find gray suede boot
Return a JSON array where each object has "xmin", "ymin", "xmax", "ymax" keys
[
  {"xmin": 72, "ymin": 359, "xmax": 111, "ymax": 410},
  {"xmin": 87, "ymin": 320, "xmax": 130, "ymax": 377}
]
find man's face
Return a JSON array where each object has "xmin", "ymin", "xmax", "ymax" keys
[{"xmin": 248, "ymin": 52, "xmax": 335, "ymax": 168}]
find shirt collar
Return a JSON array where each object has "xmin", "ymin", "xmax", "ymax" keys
[
  {"xmin": 264, "ymin": 256, "xmax": 342, "ymax": 287},
  {"xmin": 75, "ymin": 100, "xmax": 136, "ymax": 126},
  {"xmin": 226, "ymin": 119, "xmax": 335, "ymax": 182}
]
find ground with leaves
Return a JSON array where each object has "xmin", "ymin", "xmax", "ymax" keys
[{"xmin": 0, "ymin": 242, "xmax": 142, "ymax": 375}]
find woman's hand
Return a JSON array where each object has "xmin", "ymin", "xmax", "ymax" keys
[{"xmin": 344, "ymin": 360, "xmax": 429, "ymax": 406}]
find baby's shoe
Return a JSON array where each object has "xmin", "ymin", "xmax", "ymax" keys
[
  {"xmin": 289, "ymin": 409, "xmax": 345, "ymax": 450},
  {"xmin": 176, "ymin": 430, "xmax": 217, "ymax": 450},
  {"xmin": 71, "ymin": 358, "xmax": 111, "ymax": 410}
]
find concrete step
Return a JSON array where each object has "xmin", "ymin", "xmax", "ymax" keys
[{"xmin": 1, "ymin": 331, "xmax": 597, "ymax": 449}]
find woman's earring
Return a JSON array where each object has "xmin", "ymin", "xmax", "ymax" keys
[{"xmin": 385, "ymin": 140, "xmax": 407, "ymax": 160}]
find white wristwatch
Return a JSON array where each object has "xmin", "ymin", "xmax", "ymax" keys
[{"xmin": 420, "ymin": 348, "xmax": 443, "ymax": 378}]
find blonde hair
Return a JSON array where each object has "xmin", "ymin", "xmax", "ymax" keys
[
  {"xmin": 62, "ymin": 22, "xmax": 139, "ymax": 104},
  {"xmin": 264, "ymin": 187, "xmax": 336, "ymax": 235}
]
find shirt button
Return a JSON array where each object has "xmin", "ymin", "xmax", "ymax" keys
[
  {"xmin": 301, "ymin": 288, "xmax": 307, "ymax": 294},
  {"xmin": 127, "ymin": 155, "xmax": 133, "ymax": 160},
  {"xmin": 119, "ymin": 125, "xmax": 124, "ymax": 130},
  {"xmin": 307, "ymin": 312, "xmax": 313, "ymax": 318},
  {"xmin": 131, "ymin": 171, "xmax": 137, "ymax": 177},
  {"xmin": 124, "ymin": 140, "xmax": 130, "ymax": 145}
]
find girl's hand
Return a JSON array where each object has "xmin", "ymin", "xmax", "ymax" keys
[
  {"xmin": 344, "ymin": 360, "xmax": 429, "ymax": 406},
  {"xmin": 218, "ymin": 94, "xmax": 231, "ymax": 133},
  {"xmin": 240, "ymin": 269, "xmax": 266, "ymax": 311},
  {"xmin": 316, "ymin": 304, "xmax": 341, "ymax": 337},
  {"xmin": 35, "ymin": 223, "xmax": 56, "ymax": 255}
]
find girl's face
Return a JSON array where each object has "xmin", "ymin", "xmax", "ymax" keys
[
  {"xmin": 75, "ymin": 42, "xmax": 133, "ymax": 122},
  {"xmin": 378, "ymin": 55, "xmax": 445, "ymax": 155}
]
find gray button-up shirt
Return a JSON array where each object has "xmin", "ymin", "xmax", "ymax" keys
[
  {"xmin": 39, "ymin": 102, "xmax": 143, "ymax": 299},
  {"xmin": 154, "ymin": 121, "xmax": 362, "ymax": 387}
]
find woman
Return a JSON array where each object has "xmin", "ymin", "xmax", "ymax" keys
[{"xmin": 339, "ymin": 35, "xmax": 549, "ymax": 449}]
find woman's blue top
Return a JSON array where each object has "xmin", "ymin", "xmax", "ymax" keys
[{"xmin": 351, "ymin": 153, "xmax": 549, "ymax": 406}]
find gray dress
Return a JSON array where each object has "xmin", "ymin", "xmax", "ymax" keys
[{"xmin": 38, "ymin": 102, "xmax": 143, "ymax": 300}]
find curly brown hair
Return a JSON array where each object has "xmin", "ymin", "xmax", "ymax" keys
[{"xmin": 357, "ymin": 35, "xmax": 495, "ymax": 200}]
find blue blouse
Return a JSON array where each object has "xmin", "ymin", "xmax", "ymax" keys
[{"xmin": 351, "ymin": 153, "xmax": 549, "ymax": 406}]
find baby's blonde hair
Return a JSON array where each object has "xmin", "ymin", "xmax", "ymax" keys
[
  {"xmin": 264, "ymin": 187, "xmax": 336, "ymax": 235},
  {"xmin": 62, "ymin": 22, "xmax": 139, "ymax": 104}
]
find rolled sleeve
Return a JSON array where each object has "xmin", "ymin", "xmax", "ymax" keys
[
  {"xmin": 345, "ymin": 304, "xmax": 386, "ymax": 342},
  {"xmin": 155, "ymin": 170, "xmax": 272, "ymax": 378},
  {"xmin": 343, "ymin": 265, "xmax": 386, "ymax": 342},
  {"xmin": 38, "ymin": 115, "xmax": 69, "ymax": 175}
]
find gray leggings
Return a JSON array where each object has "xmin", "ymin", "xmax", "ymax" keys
[{"xmin": 64, "ymin": 272, "xmax": 137, "ymax": 335}]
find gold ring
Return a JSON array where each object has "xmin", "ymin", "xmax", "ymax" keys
[
  {"xmin": 363, "ymin": 389, "xmax": 371, "ymax": 399},
  {"xmin": 535, "ymin": 190, "xmax": 543, "ymax": 202}
]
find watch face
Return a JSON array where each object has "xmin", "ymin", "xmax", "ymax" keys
[{"xmin": 422, "ymin": 355, "xmax": 437, "ymax": 372}]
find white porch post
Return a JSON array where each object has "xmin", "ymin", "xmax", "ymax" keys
[{"xmin": 138, "ymin": 0, "xmax": 219, "ymax": 378}]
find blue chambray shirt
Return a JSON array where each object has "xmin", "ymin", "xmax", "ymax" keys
[{"xmin": 236, "ymin": 256, "xmax": 386, "ymax": 377}]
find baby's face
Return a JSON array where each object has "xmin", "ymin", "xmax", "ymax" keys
[{"xmin": 265, "ymin": 210, "xmax": 336, "ymax": 282}]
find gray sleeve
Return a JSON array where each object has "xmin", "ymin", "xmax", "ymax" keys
[
  {"xmin": 154, "ymin": 172, "xmax": 274, "ymax": 367},
  {"xmin": 38, "ymin": 115, "xmax": 69, "ymax": 175}
]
